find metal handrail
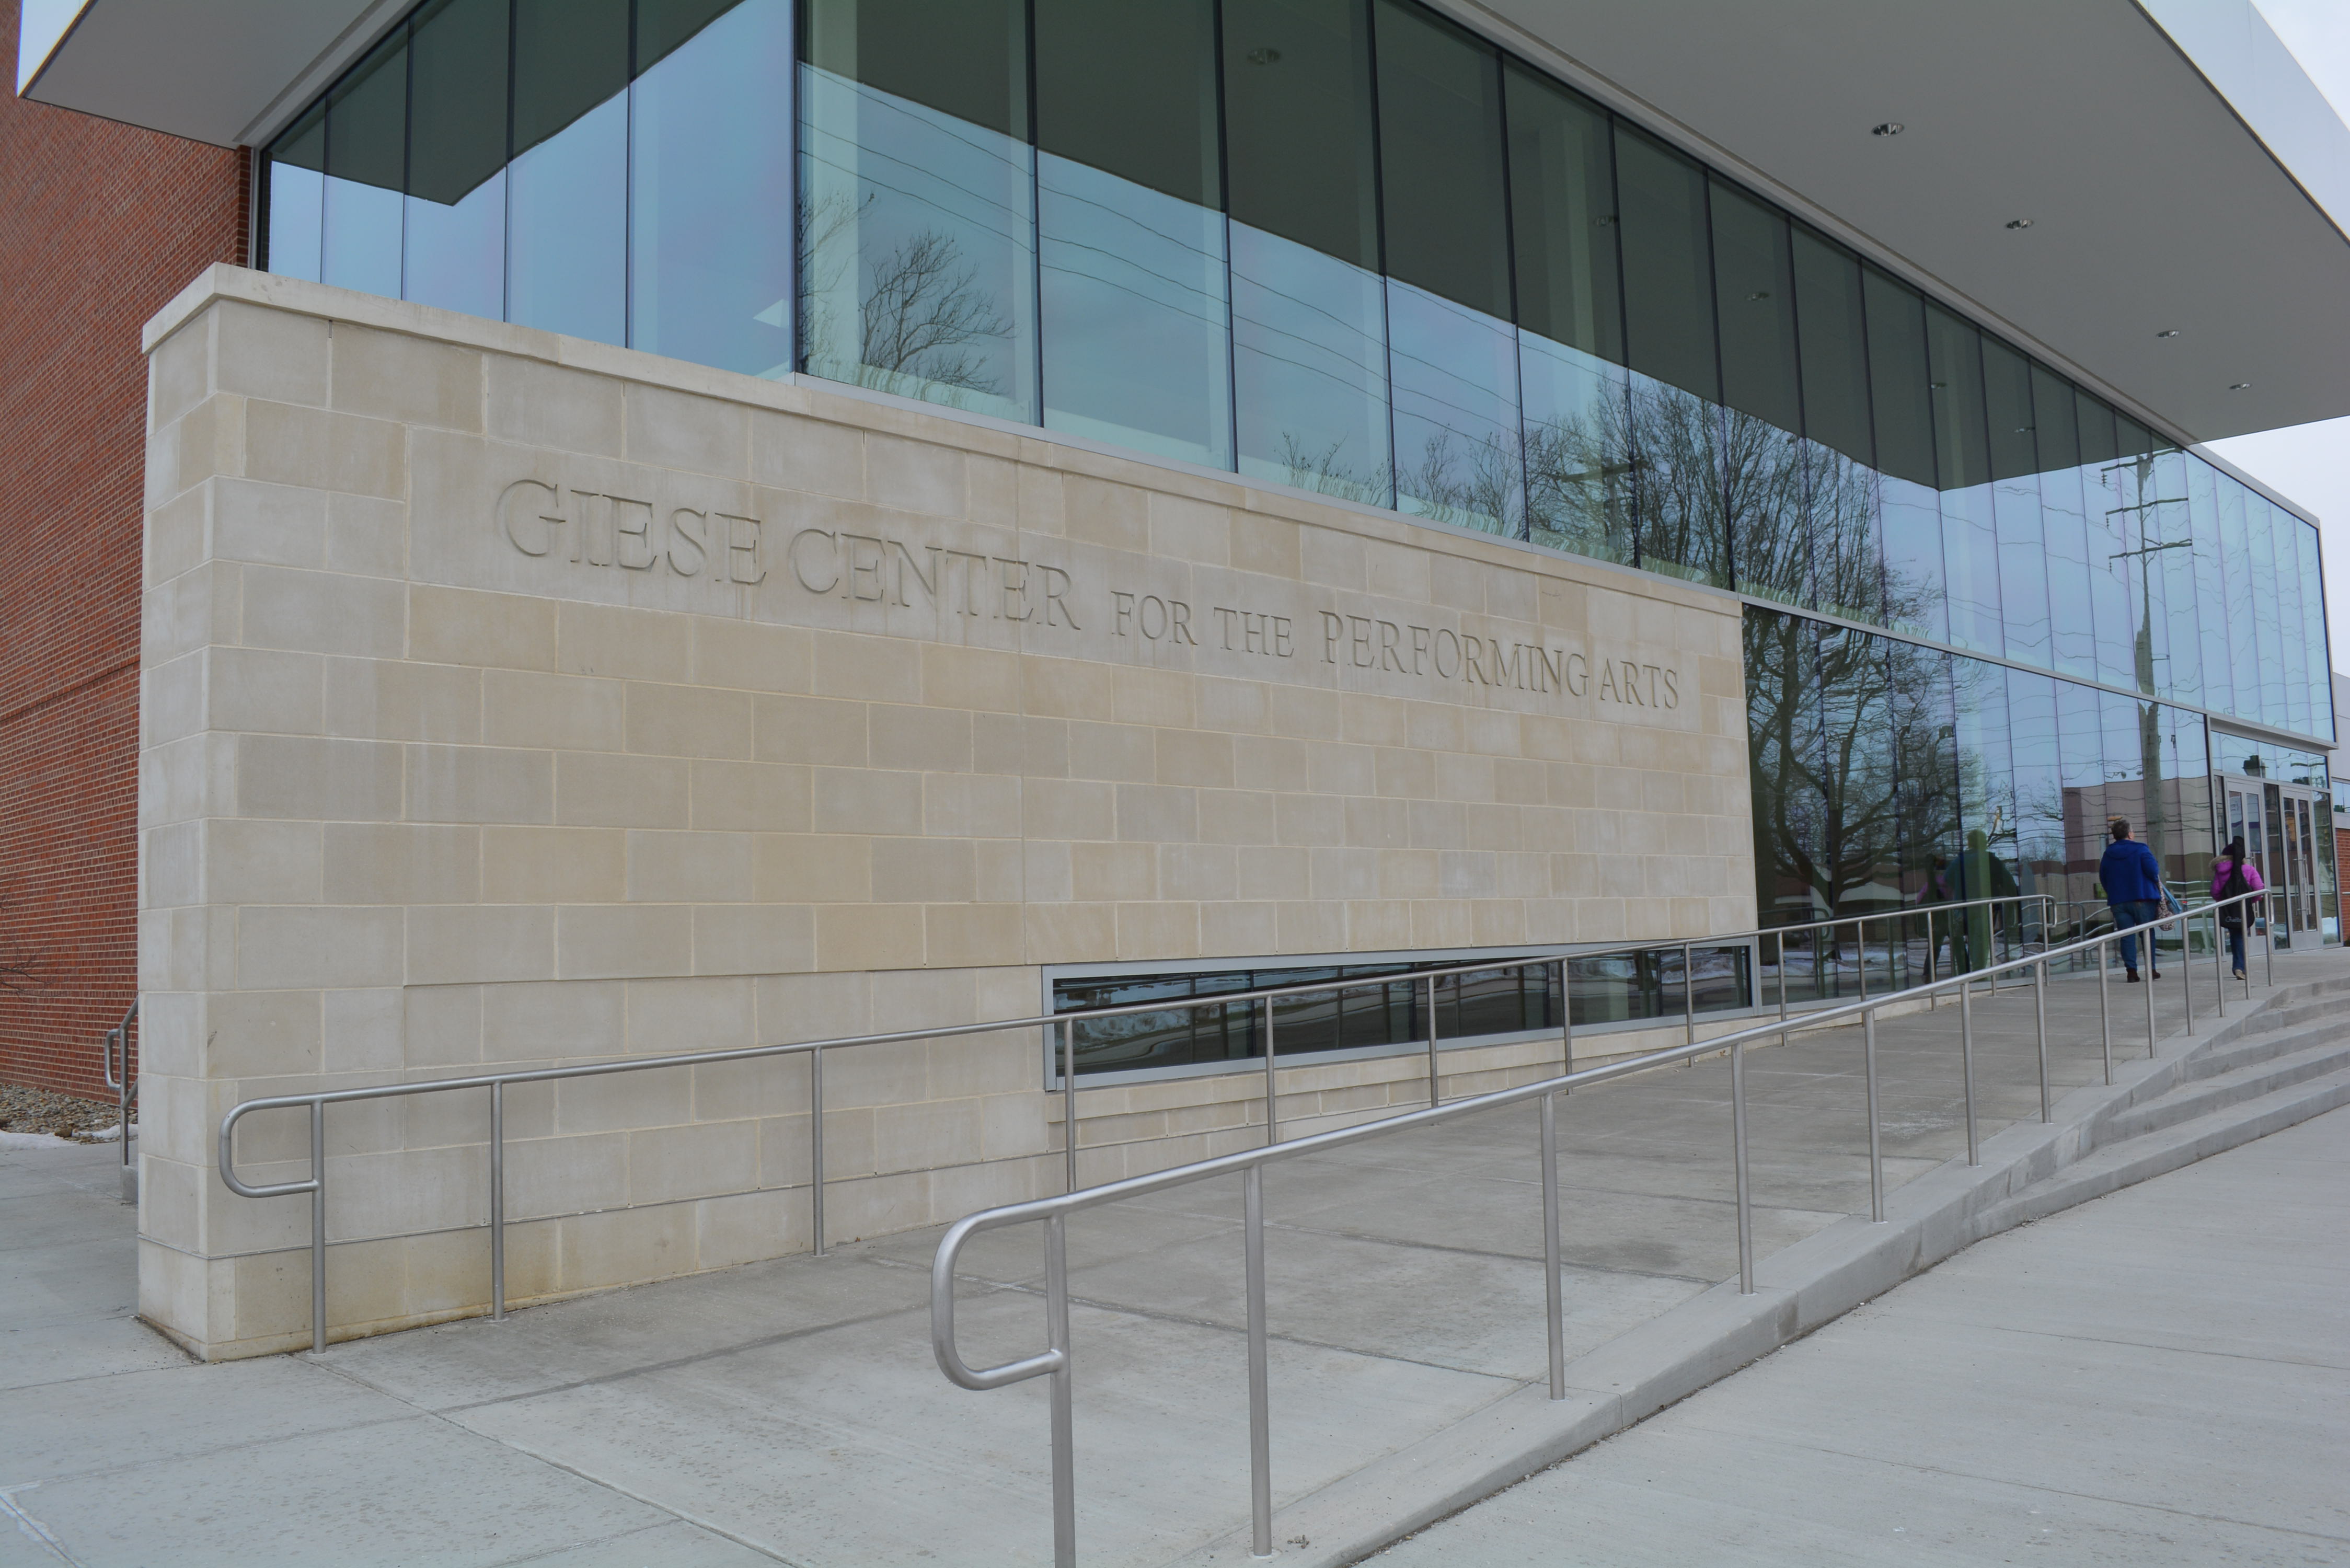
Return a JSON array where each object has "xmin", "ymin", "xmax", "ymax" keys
[
  {"xmin": 213, "ymin": 889, "xmax": 2044, "ymax": 1355},
  {"xmin": 930, "ymin": 889, "xmax": 2270, "ymax": 1566},
  {"xmin": 101, "ymin": 1000, "xmax": 137, "ymax": 1182}
]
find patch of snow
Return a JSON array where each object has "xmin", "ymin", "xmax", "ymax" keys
[{"xmin": 0, "ymin": 1130, "xmax": 79, "ymax": 1150}]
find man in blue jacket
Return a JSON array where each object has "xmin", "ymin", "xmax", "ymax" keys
[{"xmin": 2099, "ymin": 820, "xmax": 2179, "ymax": 981}]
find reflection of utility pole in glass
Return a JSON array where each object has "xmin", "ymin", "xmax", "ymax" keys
[{"xmin": 2109, "ymin": 492, "xmax": 2190, "ymax": 881}]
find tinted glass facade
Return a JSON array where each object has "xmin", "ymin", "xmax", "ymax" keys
[{"xmin": 262, "ymin": 0, "xmax": 2339, "ymax": 1000}]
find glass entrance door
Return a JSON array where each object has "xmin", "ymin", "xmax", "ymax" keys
[{"xmin": 2231, "ymin": 778, "xmax": 2322, "ymax": 948}]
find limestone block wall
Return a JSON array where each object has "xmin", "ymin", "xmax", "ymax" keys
[{"xmin": 136, "ymin": 267, "xmax": 1754, "ymax": 1358}]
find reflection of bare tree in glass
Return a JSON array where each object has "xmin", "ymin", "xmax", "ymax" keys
[
  {"xmin": 1747, "ymin": 607, "xmax": 1962, "ymax": 924},
  {"xmin": 1276, "ymin": 431, "xmax": 1392, "ymax": 509},
  {"xmin": 1626, "ymin": 381, "xmax": 1727, "ymax": 584},
  {"xmin": 798, "ymin": 192, "xmax": 1009, "ymax": 401},
  {"xmin": 1526, "ymin": 399, "xmax": 1632, "ymax": 562},
  {"xmin": 1399, "ymin": 428, "xmax": 1522, "ymax": 536}
]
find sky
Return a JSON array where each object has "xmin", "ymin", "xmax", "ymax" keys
[{"xmin": 2206, "ymin": 0, "xmax": 2350, "ymax": 699}]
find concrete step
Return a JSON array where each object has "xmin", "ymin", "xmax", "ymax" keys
[
  {"xmin": 2103, "ymin": 1039, "xmax": 2350, "ymax": 1144},
  {"xmin": 1974, "ymin": 1066, "xmax": 2350, "ymax": 1238}
]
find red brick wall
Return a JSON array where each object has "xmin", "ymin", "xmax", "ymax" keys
[{"xmin": 1, "ymin": 0, "xmax": 246, "ymax": 1097}]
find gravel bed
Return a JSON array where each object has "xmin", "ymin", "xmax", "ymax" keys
[{"xmin": 0, "ymin": 1084, "xmax": 123, "ymax": 1139}]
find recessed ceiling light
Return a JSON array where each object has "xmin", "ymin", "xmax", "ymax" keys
[
  {"xmin": 2228, "ymin": 382, "xmax": 2252, "ymax": 391},
  {"xmin": 2006, "ymin": 218, "xmax": 2034, "ymax": 229},
  {"xmin": 1872, "ymin": 122, "xmax": 1904, "ymax": 137},
  {"xmin": 2156, "ymin": 329, "xmax": 2180, "ymax": 339}
]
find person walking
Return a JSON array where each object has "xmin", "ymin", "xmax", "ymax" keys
[
  {"xmin": 2098, "ymin": 819, "xmax": 2178, "ymax": 982},
  {"xmin": 2210, "ymin": 836, "xmax": 2265, "ymax": 982}
]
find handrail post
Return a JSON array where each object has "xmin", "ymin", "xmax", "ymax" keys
[
  {"xmin": 811, "ymin": 1045, "xmax": 827, "ymax": 1256},
  {"xmin": 2034, "ymin": 958, "xmax": 2050, "ymax": 1124},
  {"xmin": 2264, "ymin": 893, "xmax": 2274, "ymax": 985},
  {"xmin": 2098, "ymin": 935, "xmax": 2113, "ymax": 1085},
  {"xmin": 309, "ymin": 1099, "xmax": 327, "ymax": 1354},
  {"xmin": 1063, "ymin": 1021, "xmax": 1078, "ymax": 1194},
  {"xmin": 1857, "ymin": 916, "xmax": 1868, "ymax": 1002},
  {"xmin": 1559, "ymin": 959, "xmax": 1572, "ymax": 1073},
  {"xmin": 1243, "ymin": 1166, "xmax": 1273, "ymax": 1559},
  {"xmin": 1863, "ymin": 1007, "xmax": 1883, "ymax": 1223},
  {"xmin": 2212, "ymin": 905, "xmax": 2225, "ymax": 1018},
  {"xmin": 2144, "ymin": 919, "xmax": 2158, "ymax": 1057},
  {"xmin": 1425, "ymin": 975, "xmax": 1439, "ymax": 1109},
  {"xmin": 1540, "ymin": 1091, "xmax": 1564, "ymax": 1398},
  {"xmin": 2179, "ymin": 910, "xmax": 2192, "ymax": 1035},
  {"xmin": 1682, "ymin": 942, "xmax": 1695, "ymax": 1050},
  {"xmin": 1262, "ymin": 996, "xmax": 1278, "ymax": 1147},
  {"xmin": 1045, "ymin": 1213, "xmax": 1076, "ymax": 1568},
  {"xmin": 1731, "ymin": 1040, "xmax": 1754, "ymax": 1294},
  {"xmin": 1776, "ymin": 928, "xmax": 1788, "ymax": 1023},
  {"xmin": 490, "ymin": 1081, "xmax": 505, "ymax": 1320},
  {"xmin": 1960, "ymin": 983, "xmax": 1978, "ymax": 1167}
]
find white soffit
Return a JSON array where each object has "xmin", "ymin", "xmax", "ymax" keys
[
  {"xmin": 1464, "ymin": 0, "xmax": 2350, "ymax": 443},
  {"xmin": 17, "ymin": 0, "xmax": 406, "ymax": 151}
]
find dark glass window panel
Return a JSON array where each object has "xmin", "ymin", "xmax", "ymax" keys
[
  {"xmin": 403, "ymin": 0, "xmax": 508, "ymax": 321},
  {"xmin": 1744, "ymin": 606, "xmax": 1827, "ymax": 926},
  {"xmin": 1223, "ymin": 0, "xmax": 1378, "ymax": 270},
  {"xmin": 1825, "ymin": 626, "xmax": 1909, "ymax": 916},
  {"xmin": 508, "ymin": 93, "xmax": 628, "ymax": 344},
  {"xmin": 2217, "ymin": 480, "xmax": 2260, "ymax": 728},
  {"xmin": 2151, "ymin": 448, "xmax": 2200, "ymax": 706},
  {"xmin": 2296, "ymin": 521, "xmax": 2334, "ymax": 741},
  {"xmin": 1373, "ymin": 0, "xmax": 1511, "ymax": 321},
  {"xmin": 1790, "ymin": 227, "xmax": 1870, "ymax": 468},
  {"xmin": 327, "ymin": 30, "xmax": 407, "ymax": 193},
  {"xmin": 2079, "ymin": 390, "xmax": 2134, "ymax": 689},
  {"xmin": 1053, "ymin": 955, "xmax": 1590, "ymax": 1078},
  {"xmin": 630, "ymin": 0, "xmax": 795, "ymax": 376},
  {"xmin": 1629, "ymin": 372, "xmax": 1729, "ymax": 587},
  {"xmin": 1710, "ymin": 180, "xmax": 1799, "ymax": 435},
  {"xmin": 1504, "ymin": 61, "xmax": 1622, "ymax": 363},
  {"xmin": 1982, "ymin": 338, "xmax": 2035, "ymax": 483},
  {"xmin": 1522, "ymin": 333, "xmax": 1632, "ymax": 564},
  {"xmin": 799, "ymin": 34, "xmax": 1038, "ymax": 422},
  {"xmin": 1039, "ymin": 153, "xmax": 1231, "ymax": 467},
  {"xmin": 2054, "ymin": 676, "xmax": 2105, "ymax": 908},
  {"xmin": 1725, "ymin": 410, "xmax": 1806, "ymax": 605},
  {"xmin": 1924, "ymin": 306, "xmax": 1989, "ymax": 492},
  {"xmin": 1861, "ymin": 268, "xmax": 1941, "ymax": 637},
  {"xmin": 1232, "ymin": 222, "xmax": 1392, "ymax": 504},
  {"xmin": 2077, "ymin": 393, "xmax": 2118, "ymax": 465},
  {"xmin": 1862, "ymin": 269, "xmax": 1933, "ymax": 487},
  {"xmin": 1035, "ymin": 0, "xmax": 1220, "ymax": 209},
  {"xmin": 514, "ymin": 0, "xmax": 628, "ymax": 157},
  {"xmin": 2030, "ymin": 366, "xmax": 2090, "ymax": 682},
  {"xmin": 1615, "ymin": 127, "xmax": 1718, "ymax": 401},
  {"xmin": 2006, "ymin": 668, "xmax": 2063, "ymax": 916},
  {"xmin": 322, "ymin": 31, "xmax": 407, "ymax": 298},
  {"xmin": 1388, "ymin": 279, "xmax": 1522, "ymax": 535},
  {"xmin": 638, "ymin": 0, "xmax": 743, "ymax": 73},
  {"xmin": 1805, "ymin": 441, "xmax": 1883, "ymax": 625},
  {"xmin": 266, "ymin": 105, "xmax": 327, "ymax": 282},
  {"xmin": 802, "ymin": 0, "xmax": 1028, "ymax": 137},
  {"xmin": 2186, "ymin": 459, "xmax": 2234, "ymax": 717},
  {"xmin": 407, "ymin": 0, "xmax": 508, "ymax": 206},
  {"xmin": 1983, "ymin": 339, "xmax": 2047, "ymax": 667},
  {"xmin": 2114, "ymin": 413, "xmax": 2155, "ymax": 460}
]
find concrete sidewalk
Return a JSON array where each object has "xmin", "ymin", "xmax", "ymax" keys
[
  {"xmin": 1373, "ymin": 1100, "xmax": 2350, "ymax": 1567},
  {"xmin": 2, "ymin": 948, "xmax": 2343, "ymax": 1566}
]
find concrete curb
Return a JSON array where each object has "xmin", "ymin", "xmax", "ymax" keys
[{"xmin": 1166, "ymin": 970, "xmax": 2350, "ymax": 1568}]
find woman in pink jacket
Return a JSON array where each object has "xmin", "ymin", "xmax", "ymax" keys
[{"xmin": 2211, "ymin": 837, "xmax": 2266, "ymax": 981}]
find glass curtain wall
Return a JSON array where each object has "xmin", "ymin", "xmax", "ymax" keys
[
  {"xmin": 1746, "ymin": 604, "xmax": 2235, "ymax": 962},
  {"xmin": 266, "ymin": 0, "xmax": 793, "ymax": 367},
  {"xmin": 261, "ymin": 0, "xmax": 2333, "ymax": 750}
]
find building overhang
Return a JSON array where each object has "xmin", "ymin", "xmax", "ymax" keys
[{"xmin": 21, "ymin": 0, "xmax": 2350, "ymax": 447}]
